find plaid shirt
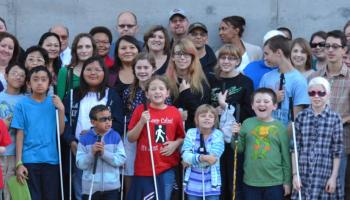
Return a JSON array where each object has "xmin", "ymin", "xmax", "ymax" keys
[
  {"xmin": 292, "ymin": 106, "xmax": 343, "ymax": 199},
  {"xmin": 309, "ymin": 63, "xmax": 350, "ymax": 154}
]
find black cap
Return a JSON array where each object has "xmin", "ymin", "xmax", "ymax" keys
[{"xmin": 188, "ymin": 22, "xmax": 208, "ymax": 33}]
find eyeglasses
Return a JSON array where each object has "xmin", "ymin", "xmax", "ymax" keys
[
  {"xmin": 189, "ymin": 32, "xmax": 207, "ymax": 37},
  {"xmin": 310, "ymin": 42, "xmax": 325, "ymax": 48},
  {"xmin": 174, "ymin": 51, "xmax": 191, "ymax": 58},
  {"xmin": 96, "ymin": 116, "xmax": 112, "ymax": 122},
  {"xmin": 219, "ymin": 55, "xmax": 239, "ymax": 61},
  {"xmin": 325, "ymin": 43, "xmax": 343, "ymax": 50},
  {"xmin": 9, "ymin": 71, "xmax": 25, "ymax": 79},
  {"xmin": 118, "ymin": 24, "xmax": 136, "ymax": 29},
  {"xmin": 308, "ymin": 90, "xmax": 327, "ymax": 97}
]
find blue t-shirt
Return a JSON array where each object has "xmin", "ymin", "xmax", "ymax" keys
[
  {"xmin": 11, "ymin": 95, "xmax": 59, "ymax": 164},
  {"xmin": 0, "ymin": 92, "xmax": 25, "ymax": 156},
  {"xmin": 243, "ymin": 60, "xmax": 277, "ymax": 90},
  {"xmin": 259, "ymin": 68, "xmax": 310, "ymax": 126}
]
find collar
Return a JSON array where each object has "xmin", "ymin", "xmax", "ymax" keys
[{"xmin": 320, "ymin": 63, "xmax": 348, "ymax": 77}]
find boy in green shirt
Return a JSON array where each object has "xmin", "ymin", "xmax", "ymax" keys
[{"xmin": 232, "ymin": 87, "xmax": 291, "ymax": 200}]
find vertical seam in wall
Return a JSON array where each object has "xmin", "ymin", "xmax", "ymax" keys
[{"xmin": 276, "ymin": 0, "xmax": 279, "ymax": 27}]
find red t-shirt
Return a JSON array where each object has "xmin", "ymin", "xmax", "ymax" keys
[
  {"xmin": 0, "ymin": 119, "xmax": 12, "ymax": 188},
  {"xmin": 128, "ymin": 104, "xmax": 185, "ymax": 176}
]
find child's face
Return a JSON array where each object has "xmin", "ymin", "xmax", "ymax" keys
[
  {"xmin": 308, "ymin": 84, "xmax": 328, "ymax": 110},
  {"xmin": 146, "ymin": 79, "xmax": 169, "ymax": 106},
  {"xmin": 218, "ymin": 54, "xmax": 240, "ymax": 73},
  {"xmin": 134, "ymin": 59, "xmax": 154, "ymax": 82},
  {"xmin": 252, "ymin": 93, "xmax": 277, "ymax": 120},
  {"xmin": 197, "ymin": 111, "xmax": 215, "ymax": 130},
  {"xmin": 27, "ymin": 70, "xmax": 50, "ymax": 95},
  {"xmin": 83, "ymin": 61, "xmax": 104, "ymax": 88},
  {"xmin": 91, "ymin": 110, "xmax": 112, "ymax": 133},
  {"xmin": 5, "ymin": 65, "xmax": 25, "ymax": 90}
]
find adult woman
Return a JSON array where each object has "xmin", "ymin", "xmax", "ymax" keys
[
  {"xmin": 38, "ymin": 32, "xmax": 62, "ymax": 85},
  {"xmin": 166, "ymin": 38, "xmax": 210, "ymax": 130},
  {"xmin": 144, "ymin": 25, "xmax": 171, "ymax": 75},
  {"xmin": 0, "ymin": 32, "xmax": 20, "ymax": 90},
  {"xmin": 344, "ymin": 20, "xmax": 350, "ymax": 43},
  {"xmin": 89, "ymin": 26, "xmax": 114, "ymax": 68},
  {"xmin": 309, "ymin": 31, "xmax": 327, "ymax": 70},
  {"xmin": 291, "ymin": 38, "xmax": 314, "ymax": 78},
  {"xmin": 109, "ymin": 35, "xmax": 140, "ymax": 96},
  {"xmin": 57, "ymin": 33, "xmax": 97, "ymax": 99},
  {"xmin": 23, "ymin": 46, "xmax": 49, "ymax": 71},
  {"xmin": 218, "ymin": 16, "xmax": 262, "ymax": 72}
]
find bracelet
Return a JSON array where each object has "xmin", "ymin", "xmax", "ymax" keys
[{"xmin": 16, "ymin": 161, "xmax": 23, "ymax": 169}]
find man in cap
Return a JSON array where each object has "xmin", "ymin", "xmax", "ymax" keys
[
  {"xmin": 187, "ymin": 22, "xmax": 217, "ymax": 77},
  {"xmin": 168, "ymin": 8, "xmax": 189, "ymax": 46}
]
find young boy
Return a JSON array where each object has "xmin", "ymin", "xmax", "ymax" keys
[
  {"xmin": 232, "ymin": 88, "xmax": 291, "ymax": 200},
  {"xmin": 11, "ymin": 66, "xmax": 65, "ymax": 200},
  {"xmin": 259, "ymin": 35, "xmax": 309, "ymax": 126},
  {"xmin": 76, "ymin": 104, "xmax": 126, "ymax": 200}
]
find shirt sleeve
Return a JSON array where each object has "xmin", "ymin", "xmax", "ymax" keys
[{"xmin": 279, "ymin": 125, "xmax": 292, "ymax": 185}]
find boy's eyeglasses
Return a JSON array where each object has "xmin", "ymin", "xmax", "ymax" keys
[
  {"xmin": 96, "ymin": 116, "xmax": 112, "ymax": 122},
  {"xmin": 325, "ymin": 43, "xmax": 343, "ymax": 50},
  {"xmin": 308, "ymin": 90, "xmax": 326, "ymax": 97},
  {"xmin": 310, "ymin": 42, "xmax": 325, "ymax": 48}
]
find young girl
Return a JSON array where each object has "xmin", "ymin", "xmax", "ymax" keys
[
  {"xmin": 63, "ymin": 56, "xmax": 124, "ymax": 200},
  {"xmin": 57, "ymin": 33, "xmax": 97, "ymax": 99},
  {"xmin": 209, "ymin": 44, "xmax": 254, "ymax": 200},
  {"xmin": 12, "ymin": 66, "xmax": 65, "ymax": 200},
  {"xmin": 122, "ymin": 52, "xmax": 157, "ymax": 194},
  {"xmin": 292, "ymin": 77, "xmax": 343, "ymax": 199},
  {"xmin": 290, "ymin": 38, "xmax": 314, "ymax": 78},
  {"xmin": 166, "ymin": 38, "xmax": 210, "ymax": 130},
  {"xmin": 127, "ymin": 75, "xmax": 184, "ymax": 200},
  {"xmin": 0, "ymin": 63, "xmax": 26, "ymax": 200},
  {"xmin": 181, "ymin": 104, "xmax": 224, "ymax": 200}
]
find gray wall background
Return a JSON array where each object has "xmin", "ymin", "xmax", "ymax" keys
[{"xmin": 1, "ymin": 0, "xmax": 350, "ymax": 50}]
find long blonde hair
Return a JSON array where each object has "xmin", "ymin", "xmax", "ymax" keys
[{"xmin": 166, "ymin": 38, "xmax": 208, "ymax": 99}]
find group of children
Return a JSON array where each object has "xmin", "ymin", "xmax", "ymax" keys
[{"xmin": 0, "ymin": 32, "xmax": 345, "ymax": 200}]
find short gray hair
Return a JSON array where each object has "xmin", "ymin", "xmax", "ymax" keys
[{"xmin": 308, "ymin": 76, "xmax": 331, "ymax": 95}]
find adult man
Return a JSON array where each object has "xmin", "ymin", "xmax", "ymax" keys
[
  {"xmin": 187, "ymin": 22, "xmax": 216, "ymax": 76},
  {"xmin": 309, "ymin": 30, "xmax": 350, "ymax": 197},
  {"xmin": 50, "ymin": 25, "xmax": 71, "ymax": 66},
  {"xmin": 168, "ymin": 8, "xmax": 189, "ymax": 47},
  {"xmin": 109, "ymin": 11, "xmax": 142, "ymax": 58}
]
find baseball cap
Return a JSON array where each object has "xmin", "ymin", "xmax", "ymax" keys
[
  {"xmin": 169, "ymin": 8, "xmax": 186, "ymax": 20},
  {"xmin": 188, "ymin": 22, "xmax": 208, "ymax": 33}
]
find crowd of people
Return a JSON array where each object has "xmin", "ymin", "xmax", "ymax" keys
[{"xmin": 0, "ymin": 7, "xmax": 350, "ymax": 200}]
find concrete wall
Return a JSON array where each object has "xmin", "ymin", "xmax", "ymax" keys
[{"xmin": 1, "ymin": 0, "xmax": 350, "ymax": 50}]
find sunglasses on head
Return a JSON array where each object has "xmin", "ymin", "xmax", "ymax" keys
[
  {"xmin": 310, "ymin": 42, "xmax": 325, "ymax": 48},
  {"xmin": 308, "ymin": 90, "xmax": 326, "ymax": 97},
  {"xmin": 96, "ymin": 116, "xmax": 113, "ymax": 122}
]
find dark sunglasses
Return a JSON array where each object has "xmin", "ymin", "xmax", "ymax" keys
[
  {"xmin": 96, "ymin": 116, "xmax": 113, "ymax": 122},
  {"xmin": 308, "ymin": 90, "xmax": 326, "ymax": 97},
  {"xmin": 310, "ymin": 42, "xmax": 325, "ymax": 48}
]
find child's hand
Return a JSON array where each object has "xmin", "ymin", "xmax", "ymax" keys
[
  {"xmin": 231, "ymin": 122, "xmax": 241, "ymax": 136},
  {"xmin": 325, "ymin": 175, "xmax": 336, "ymax": 193},
  {"xmin": 200, "ymin": 155, "xmax": 217, "ymax": 165},
  {"xmin": 292, "ymin": 175, "xmax": 302, "ymax": 191},
  {"xmin": 160, "ymin": 141, "xmax": 178, "ymax": 156},
  {"xmin": 283, "ymin": 184, "xmax": 291, "ymax": 196},
  {"xmin": 140, "ymin": 111, "xmax": 150, "ymax": 124},
  {"xmin": 52, "ymin": 95, "xmax": 64, "ymax": 111},
  {"xmin": 92, "ymin": 142, "xmax": 104, "ymax": 156},
  {"xmin": 16, "ymin": 165, "xmax": 28, "ymax": 185},
  {"xmin": 179, "ymin": 79, "xmax": 190, "ymax": 93},
  {"xmin": 276, "ymin": 89, "xmax": 285, "ymax": 103},
  {"xmin": 182, "ymin": 161, "xmax": 190, "ymax": 168},
  {"xmin": 218, "ymin": 90, "xmax": 228, "ymax": 109}
]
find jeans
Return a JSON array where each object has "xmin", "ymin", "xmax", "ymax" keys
[
  {"xmin": 339, "ymin": 151, "xmax": 348, "ymax": 196},
  {"xmin": 187, "ymin": 194, "xmax": 220, "ymax": 200},
  {"xmin": 73, "ymin": 166, "xmax": 83, "ymax": 200},
  {"xmin": 243, "ymin": 184, "xmax": 283, "ymax": 200},
  {"xmin": 159, "ymin": 168, "xmax": 175, "ymax": 200},
  {"xmin": 82, "ymin": 189, "xmax": 120, "ymax": 200}
]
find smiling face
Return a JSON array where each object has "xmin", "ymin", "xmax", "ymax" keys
[
  {"xmin": 197, "ymin": 111, "xmax": 216, "ymax": 130},
  {"xmin": 263, "ymin": 45, "xmax": 279, "ymax": 67},
  {"xmin": 5, "ymin": 65, "xmax": 26, "ymax": 91},
  {"xmin": 134, "ymin": 59, "xmax": 154, "ymax": 82},
  {"xmin": 93, "ymin": 32, "xmax": 111, "ymax": 57},
  {"xmin": 173, "ymin": 45, "xmax": 192, "ymax": 71},
  {"xmin": 218, "ymin": 54, "xmax": 240, "ymax": 74},
  {"xmin": 291, "ymin": 43, "xmax": 307, "ymax": 69},
  {"xmin": 0, "ymin": 37, "xmax": 14, "ymax": 64},
  {"xmin": 83, "ymin": 61, "xmax": 104, "ymax": 89},
  {"xmin": 169, "ymin": 15, "xmax": 189, "ymax": 38},
  {"xmin": 310, "ymin": 36, "xmax": 326, "ymax": 60},
  {"xmin": 325, "ymin": 36, "xmax": 346, "ymax": 64},
  {"xmin": 146, "ymin": 79, "xmax": 169, "ymax": 107},
  {"xmin": 147, "ymin": 30, "xmax": 166, "ymax": 53},
  {"xmin": 24, "ymin": 51, "xmax": 45, "ymax": 70},
  {"xmin": 42, "ymin": 36, "xmax": 60, "ymax": 60},
  {"xmin": 77, "ymin": 37, "xmax": 94, "ymax": 62},
  {"xmin": 118, "ymin": 39, "xmax": 139, "ymax": 65},
  {"xmin": 252, "ymin": 92, "xmax": 277, "ymax": 122}
]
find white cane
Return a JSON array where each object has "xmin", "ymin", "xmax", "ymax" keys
[
  {"xmin": 120, "ymin": 115, "xmax": 127, "ymax": 200},
  {"xmin": 69, "ymin": 88, "xmax": 73, "ymax": 200},
  {"xmin": 202, "ymin": 167, "xmax": 206, "ymax": 200},
  {"xmin": 144, "ymin": 103, "xmax": 159, "ymax": 200},
  {"xmin": 289, "ymin": 97, "xmax": 302, "ymax": 200},
  {"xmin": 56, "ymin": 109, "xmax": 65, "ymax": 200}
]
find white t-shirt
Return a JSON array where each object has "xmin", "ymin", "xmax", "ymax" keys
[
  {"xmin": 75, "ymin": 89, "xmax": 108, "ymax": 140},
  {"xmin": 236, "ymin": 52, "xmax": 250, "ymax": 72}
]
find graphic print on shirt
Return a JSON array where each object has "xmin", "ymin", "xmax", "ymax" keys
[
  {"xmin": 211, "ymin": 86, "xmax": 242, "ymax": 106},
  {"xmin": 250, "ymin": 125, "xmax": 277, "ymax": 159},
  {"xmin": 154, "ymin": 124, "xmax": 166, "ymax": 143},
  {"xmin": 0, "ymin": 101, "xmax": 15, "ymax": 141}
]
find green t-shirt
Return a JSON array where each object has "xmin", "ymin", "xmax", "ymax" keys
[
  {"xmin": 232, "ymin": 117, "xmax": 291, "ymax": 187},
  {"xmin": 56, "ymin": 67, "xmax": 80, "ymax": 100}
]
